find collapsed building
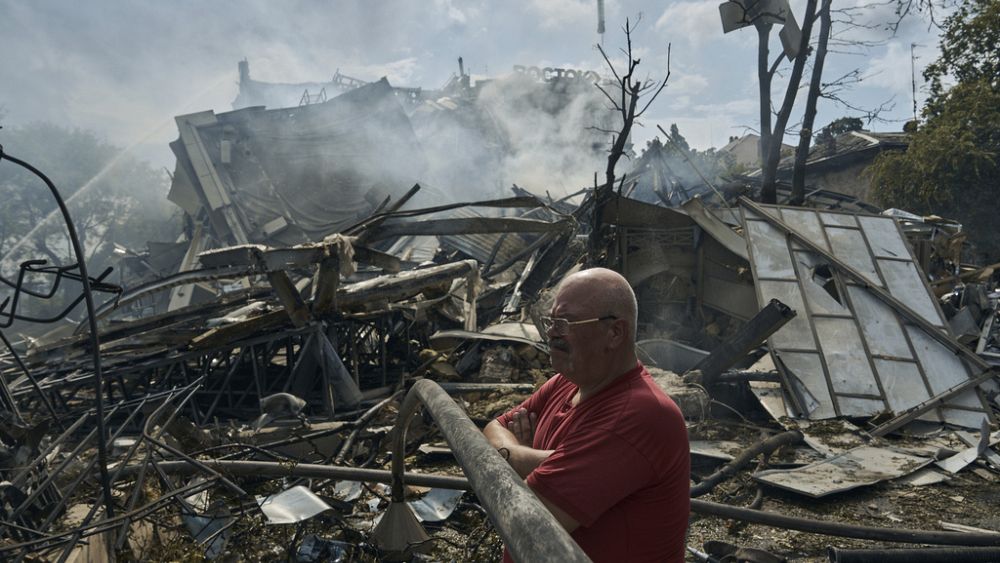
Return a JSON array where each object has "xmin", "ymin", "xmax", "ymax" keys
[{"xmin": 2, "ymin": 60, "xmax": 1000, "ymax": 562}]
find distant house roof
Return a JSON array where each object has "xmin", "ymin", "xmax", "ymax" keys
[
  {"xmin": 720, "ymin": 133, "xmax": 759, "ymax": 153},
  {"xmin": 720, "ymin": 133, "xmax": 794, "ymax": 167},
  {"xmin": 778, "ymin": 130, "xmax": 909, "ymax": 172}
]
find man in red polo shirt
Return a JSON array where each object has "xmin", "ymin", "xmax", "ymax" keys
[{"xmin": 485, "ymin": 268, "xmax": 689, "ymax": 562}]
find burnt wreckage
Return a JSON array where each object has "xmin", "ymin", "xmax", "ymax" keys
[{"xmin": 2, "ymin": 61, "xmax": 1000, "ymax": 562}]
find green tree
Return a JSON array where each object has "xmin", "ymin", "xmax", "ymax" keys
[
  {"xmin": 667, "ymin": 123, "xmax": 690, "ymax": 153},
  {"xmin": 0, "ymin": 122, "xmax": 176, "ymax": 319},
  {"xmin": 658, "ymin": 125, "xmax": 734, "ymax": 182},
  {"xmin": 814, "ymin": 116, "xmax": 864, "ymax": 146},
  {"xmin": 870, "ymin": 0, "xmax": 1000, "ymax": 259},
  {"xmin": 923, "ymin": 0, "xmax": 1000, "ymax": 115}
]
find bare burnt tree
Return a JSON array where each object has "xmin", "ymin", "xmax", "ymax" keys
[
  {"xmin": 733, "ymin": 0, "xmax": 819, "ymax": 203},
  {"xmin": 790, "ymin": 0, "xmax": 832, "ymax": 205},
  {"xmin": 728, "ymin": 0, "xmax": 892, "ymax": 204},
  {"xmin": 789, "ymin": 0, "xmax": 911, "ymax": 204},
  {"xmin": 888, "ymin": 0, "xmax": 957, "ymax": 31},
  {"xmin": 588, "ymin": 18, "xmax": 670, "ymax": 264}
]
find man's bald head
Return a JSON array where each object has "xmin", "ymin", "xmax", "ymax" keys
[{"xmin": 557, "ymin": 268, "xmax": 638, "ymax": 343}]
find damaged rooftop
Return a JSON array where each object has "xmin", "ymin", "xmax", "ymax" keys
[{"xmin": 3, "ymin": 1, "xmax": 1000, "ymax": 562}]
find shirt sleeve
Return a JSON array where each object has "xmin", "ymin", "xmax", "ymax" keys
[
  {"xmin": 495, "ymin": 377, "xmax": 556, "ymax": 428},
  {"xmin": 526, "ymin": 428, "xmax": 654, "ymax": 527}
]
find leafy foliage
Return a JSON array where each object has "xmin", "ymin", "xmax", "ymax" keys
[
  {"xmin": 870, "ymin": 78, "xmax": 1000, "ymax": 258},
  {"xmin": 0, "ymin": 122, "xmax": 176, "ymax": 304},
  {"xmin": 923, "ymin": 0, "xmax": 1000, "ymax": 115},
  {"xmin": 871, "ymin": 1, "xmax": 1000, "ymax": 260},
  {"xmin": 653, "ymin": 125, "xmax": 735, "ymax": 181},
  {"xmin": 666, "ymin": 124, "xmax": 690, "ymax": 153},
  {"xmin": 814, "ymin": 117, "xmax": 864, "ymax": 146}
]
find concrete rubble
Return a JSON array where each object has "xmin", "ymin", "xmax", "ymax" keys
[{"xmin": 2, "ymin": 62, "xmax": 1000, "ymax": 562}]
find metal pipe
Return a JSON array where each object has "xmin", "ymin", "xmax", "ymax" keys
[
  {"xmin": 391, "ymin": 379, "xmax": 589, "ymax": 562},
  {"xmin": 143, "ymin": 436, "xmax": 247, "ymax": 497},
  {"xmin": 690, "ymin": 499, "xmax": 1000, "ymax": 546},
  {"xmin": 0, "ymin": 330, "xmax": 41, "ymax": 424},
  {"xmin": 0, "ymin": 151, "xmax": 115, "ymax": 518},
  {"xmin": 51, "ymin": 398, "xmax": 150, "ymax": 563},
  {"xmin": 333, "ymin": 390, "xmax": 402, "ymax": 465},
  {"xmin": 437, "ymin": 382, "xmax": 537, "ymax": 393},
  {"xmin": 0, "ymin": 477, "xmax": 219, "ymax": 556},
  {"xmin": 115, "ymin": 381, "xmax": 204, "ymax": 549},
  {"xmin": 114, "ymin": 459, "xmax": 470, "ymax": 490},
  {"xmin": 8, "ymin": 406, "xmax": 118, "ymax": 522},
  {"xmin": 828, "ymin": 545, "xmax": 1000, "ymax": 562}
]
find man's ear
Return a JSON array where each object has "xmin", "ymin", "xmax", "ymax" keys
[{"xmin": 608, "ymin": 318, "xmax": 628, "ymax": 348}]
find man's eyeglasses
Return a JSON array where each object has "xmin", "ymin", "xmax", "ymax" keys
[{"xmin": 540, "ymin": 315, "xmax": 617, "ymax": 337}]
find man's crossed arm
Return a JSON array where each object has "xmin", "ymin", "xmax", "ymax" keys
[{"xmin": 483, "ymin": 408, "xmax": 580, "ymax": 532}]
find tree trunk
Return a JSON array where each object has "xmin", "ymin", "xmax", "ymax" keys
[
  {"xmin": 791, "ymin": 0, "xmax": 832, "ymax": 205},
  {"xmin": 757, "ymin": 23, "xmax": 775, "ymax": 203},
  {"xmin": 760, "ymin": 0, "xmax": 818, "ymax": 204},
  {"xmin": 589, "ymin": 81, "xmax": 638, "ymax": 265}
]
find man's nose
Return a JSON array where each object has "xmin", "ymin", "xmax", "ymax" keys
[{"xmin": 545, "ymin": 324, "xmax": 560, "ymax": 340}]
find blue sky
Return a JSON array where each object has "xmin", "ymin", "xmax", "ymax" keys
[{"xmin": 0, "ymin": 0, "xmax": 946, "ymax": 169}]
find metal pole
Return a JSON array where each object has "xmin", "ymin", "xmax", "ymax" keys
[
  {"xmin": 114, "ymin": 459, "xmax": 470, "ymax": 490},
  {"xmin": 391, "ymin": 379, "xmax": 590, "ymax": 563}
]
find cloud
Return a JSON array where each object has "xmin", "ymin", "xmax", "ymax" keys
[
  {"xmin": 434, "ymin": 0, "xmax": 469, "ymax": 24},
  {"xmin": 669, "ymin": 71, "xmax": 709, "ymax": 97},
  {"xmin": 0, "ymin": 0, "xmax": 944, "ymax": 172},
  {"xmin": 342, "ymin": 58, "xmax": 422, "ymax": 85},
  {"xmin": 639, "ymin": 95, "xmax": 761, "ymax": 151},
  {"xmin": 655, "ymin": 1, "xmax": 722, "ymax": 46},
  {"xmin": 831, "ymin": 0, "xmax": 944, "ymax": 46},
  {"xmin": 862, "ymin": 40, "xmax": 912, "ymax": 98},
  {"xmin": 525, "ymin": 0, "xmax": 593, "ymax": 30},
  {"xmin": 693, "ymin": 98, "xmax": 757, "ymax": 115}
]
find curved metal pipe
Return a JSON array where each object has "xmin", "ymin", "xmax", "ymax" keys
[
  {"xmin": 828, "ymin": 545, "xmax": 1000, "ymax": 562},
  {"xmin": 691, "ymin": 499, "xmax": 1000, "ymax": 546},
  {"xmin": 1, "ymin": 150, "xmax": 115, "ymax": 518},
  {"xmin": 391, "ymin": 379, "xmax": 589, "ymax": 562}
]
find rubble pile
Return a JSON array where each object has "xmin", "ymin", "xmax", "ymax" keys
[{"xmin": 3, "ymin": 65, "xmax": 1000, "ymax": 562}]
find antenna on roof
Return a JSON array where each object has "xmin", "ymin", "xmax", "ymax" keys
[
  {"xmin": 910, "ymin": 43, "xmax": 921, "ymax": 123},
  {"xmin": 597, "ymin": 0, "xmax": 605, "ymax": 40}
]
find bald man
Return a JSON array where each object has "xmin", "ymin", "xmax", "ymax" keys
[{"xmin": 484, "ymin": 268, "xmax": 690, "ymax": 562}]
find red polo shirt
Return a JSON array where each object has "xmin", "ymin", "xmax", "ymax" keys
[{"xmin": 496, "ymin": 362, "xmax": 690, "ymax": 562}]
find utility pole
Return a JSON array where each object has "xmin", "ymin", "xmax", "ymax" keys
[
  {"xmin": 910, "ymin": 43, "xmax": 919, "ymax": 122},
  {"xmin": 596, "ymin": 0, "xmax": 605, "ymax": 44}
]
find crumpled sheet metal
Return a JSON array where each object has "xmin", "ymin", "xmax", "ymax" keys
[
  {"xmin": 256, "ymin": 485, "xmax": 333, "ymax": 524},
  {"xmin": 407, "ymin": 488, "xmax": 464, "ymax": 523},
  {"xmin": 753, "ymin": 445, "xmax": 934, "ymax": 498}
]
